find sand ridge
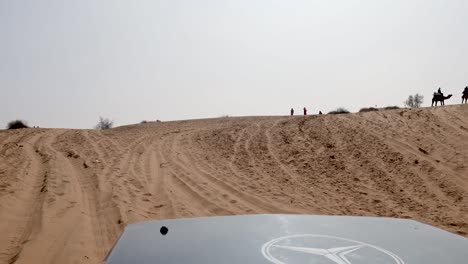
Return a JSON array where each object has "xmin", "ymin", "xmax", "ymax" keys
[{"xmin": 0, "ymin": 105, "xmax": 467, "ymax": 263}]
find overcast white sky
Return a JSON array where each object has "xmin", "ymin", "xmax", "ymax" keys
[{"xmin": 1, "ymin": 0, "xmax": 467, "ymax": 128}]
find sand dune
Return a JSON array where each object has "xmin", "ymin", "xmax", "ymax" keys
[{"xmin": 1, "ymin": 105, "xmax": 467, "ymax": 263}]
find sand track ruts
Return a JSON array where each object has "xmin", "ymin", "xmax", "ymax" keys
[{"xmin": 1, "ymin": 105, "xmax": 468, "ymax": 263}]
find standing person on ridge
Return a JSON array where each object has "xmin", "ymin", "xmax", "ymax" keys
[
  {"xmin": 290, "ymin": 108, "xmax": 294, "ymax": 116},
  {"xmin": 303, "ymin": 107, "xmax": 307, "ymax": 115},
  {"xmin": 463, "ymin": 86, "xmax": 468, "ymax": 104}
]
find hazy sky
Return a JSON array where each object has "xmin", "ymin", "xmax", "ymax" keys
[{"xmin": 1, "ymin": 0, "xmax": 467, "ymax": 128}]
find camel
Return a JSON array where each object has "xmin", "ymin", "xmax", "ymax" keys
[
  {"xmin": 431, "ymin": 93, "xmax": 452, "ymax": 106},
  {"xmin": 463, "ymin": 93, "xmax": 468, "ymax": 104}
]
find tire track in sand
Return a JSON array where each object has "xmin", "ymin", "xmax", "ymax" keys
[
  {"xmin": 158, "ymin": 132, "xmax": 234, "ymax": 217},
  {"xmin": 0, "ymin": 131, "xmax": 66, "ymax": 264},
  {"xmin": 186, "ymin": 124, "xmax": 298, "ymax": 214}
]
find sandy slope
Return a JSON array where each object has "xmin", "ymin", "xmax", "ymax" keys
[{"xmin": 0, "ymin": 105, "xmax": 467, "ymax": 263}]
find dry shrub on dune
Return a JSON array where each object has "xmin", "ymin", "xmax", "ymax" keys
[
  {"xmin": 359, "ymin": 107, "xmax": 379, "ymax": 113},
  {"xmin": 328, "ymin": 107, "xmax": 350, "ymax": 114},
  {"xmin": 95, "ymin": 117, "xmax": 113, "ymax": 130},
  {"xmin": 7, "ymin": 120, "xmax": 29, "ymax": 129},
  {"xmin": 383, "ymin": 106, "xmax": 400, "ymax": 110}
]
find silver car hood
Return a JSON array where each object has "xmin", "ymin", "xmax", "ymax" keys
[{"xmin": 104, "ymin": 214, "xmax": 468, "ymax": 264}]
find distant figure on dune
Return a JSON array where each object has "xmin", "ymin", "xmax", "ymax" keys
[
  {"xmin": 462, "ymin": 86, "xmax": 468, "ymax": 104},
  {"xmin": 432, "ymin": 92, "xmax": 452, "ymax": 106},
  {"xmin": 290, "ymin": 108, "xmax": 294, "ymax": 116},
  {"xmin": 437, "ymin": 87, "xmax": 443, "ymax": 95},
  {"xmin": 319, "ymin": 111, "xmax": 323, "ymax": 115},
  {"xmin": 303, "ymin": 107, "xmax": 307, "ymax": 115}
]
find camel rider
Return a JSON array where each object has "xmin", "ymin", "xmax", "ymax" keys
[
  {"xmin": 437, "ymin": 87, "xmax": 443, "ymax": 95},
  {"xmin": 464, "ymin": 86, "xmax": 468, "ymax": 94}
]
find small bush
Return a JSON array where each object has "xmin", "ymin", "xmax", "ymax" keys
[
  {"xmin": 328, "ymin": 107, "xmax": 350, "ymax": 115},
  {"xmin": 359, "ymin": 107, "xmax": 379, "ymax": 113},
  {"xmin": 404, "ymin": 94, "xmax": 423, "ymax": 108},
  {"xmin": 95, "ymin": 117, "xmax": 113, "ymax": 130},
  {"xmin": 383, "ymin": 106, "xmax": 400, "ymax": 110},
  {"xmin": 7, "ymin": 120, "xmax": 29, "ymax": 129}
]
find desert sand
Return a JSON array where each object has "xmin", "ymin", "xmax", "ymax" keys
[{"xmin": 0, "ymin": 105, "xmax": 467, "ymax": 263}]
